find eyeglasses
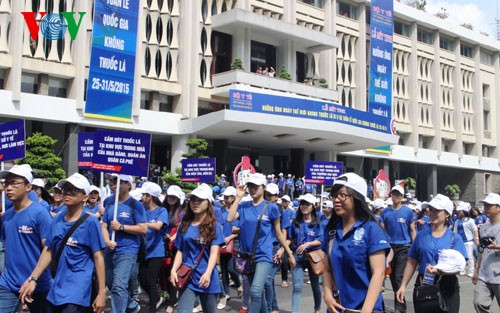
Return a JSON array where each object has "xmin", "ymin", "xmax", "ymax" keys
[
  {"xmin": 331, "ymin": 193, "xmax": 352, "ymax": 202},
  {"xmin": 62, "ymin": 187, "xmax": 84, "ymax": 196},
  {"xmin": 2, "ymin": 181, "xmax": 26, "ymax": 188}
]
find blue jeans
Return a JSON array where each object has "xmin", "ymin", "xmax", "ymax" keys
[
  {"xmin": 0, "ymin": 285, "xmax": 48, "ymax": 313},
  {"xmin": 291, "ymin": 253, "xmax": 321, "ymax": 313},
  {"xmin": 105, "ymin": 252, "xmax": 139, "ymax": 313},
  {"xmin": 0, "ymin": 241, "xmax": 5, "ymax": 274},
  {"xmin": 220, "ymin": 253, "xmax": 240, "ymax": 295},
  {"xmin": 177, "ymin": 287, "xmax": 217, "ymax": 313},
  {"xmin": 265, "ymin": 245, "xmax": 281, "ymax": 312},
  {"xmin": 249, "ymin": 261, "xmax": 273, "ymax": 313},
  {"xmin": 242, "ymin": 273, "xmax": 251, "ymax": 309}
]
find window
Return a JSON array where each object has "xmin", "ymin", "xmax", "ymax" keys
[
  {"xmin": 211, "ymin": 31, "xmax": 232, "ymax": 76},
  {"xmin": 439, "ymin": 36, "xmax": 454, "ymax": 51},
  {"xmin": 21, "ymin": 72, "xmax": 38, "ymax": 94},
  {"xmin": 480, "ymin": 50, "xmax": 494, "ymax": 65},
  {"xmin": 159, "ymin": 94, "xmax": 173, "ymax": 112},
  {"xmin": 48, "ymin": 77, "xmax": 67, "ymax": 98},
  {"xmin": 140, "ymin": 91, "xmax": 150, "ymax": 110},
  {"xmin": 0, "ymin": 69, "xmax": 5, "ymax": 89},
  {"xmin": 484, "ymin": 111, "xmax": 491, "ymax": 131},
  {"xmin": 463, "ymin": 143, "xmax": 474, "ymax": 155},
  {"xmin": 250, "ymin": 41, "xmax": 276, "ymax": 73},
  {"xmin": 337, "ymin": 1, "xmax": 358, "ymax": 20},
  {"xmin": 460, "ymin": 43, "xmax": 473, "ymax": 58},
  {"xmin": 417, "ymin": 28, "xmax": 433, "ymax": 44},
  {"xmin": 394, "ymin": 21, "xmax": 410, "ymax": 37},
  {"xmin": 299, "ymin": 0, "xmax": 324, "ymax": 9},
  {"xmin": 485, "ymin": 173, "xmax": 492, "ymax": 194}
]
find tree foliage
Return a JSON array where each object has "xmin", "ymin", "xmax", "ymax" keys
[
  {"xmin": 231, "ymin": 58, "xmax": 244, "ymax": 70},
  {"xmin": 16, "ymin": 132, "xmax": 66, "ymax": 187},
  {"xmin": 278, "ymin": 65, "xmax": 292, "ymax": 81}
]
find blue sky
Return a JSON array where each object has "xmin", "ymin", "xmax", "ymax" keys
[{"xmin": 424, "ymin": 0, "xmax": 498, "ymax": 39}]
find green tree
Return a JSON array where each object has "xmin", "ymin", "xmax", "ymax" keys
[
  {"xmin": 16, "ymin": 132, "xmax": 66, "ymax": 187},
  {"xmin": 231, "ymin": 58, "xmax": 244, "ymax": 70},
  {"xmin": 278, "ymin": 65, "xmax": 292, "ymax": 80}
]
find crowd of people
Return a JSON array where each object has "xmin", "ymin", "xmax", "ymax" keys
[{"xmin": 0, "ymin": 164, "xmax": 500, "ymax": 313}]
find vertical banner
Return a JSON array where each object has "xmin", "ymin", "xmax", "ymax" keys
[
  {"xmin": 368, "ymin": 0, "xmax": 394, "ymax": 133},
  {"xmin": 84, "ymin": 0, "xmax": 140, "ymax": 122},
  {"xmin": 78, "ymin": 132, "xmax": 95, "ymax": 169},
  {"xmin": 0, "ymin": 120, "xmax": 26, "ymax": 161}
]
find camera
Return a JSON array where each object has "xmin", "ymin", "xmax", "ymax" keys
[{"xmin": 480, "ymin": 236, "xmax": 496, "ymax": 248}]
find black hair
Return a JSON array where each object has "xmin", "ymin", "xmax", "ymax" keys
[
  {"xmin": 151, "ymin": 196, "xmax": 163, "ymax": 207},
  {"xmin": 293, "ymin": 201, "xmax": 319, "ymax": 229},
  {"xmin": 163, "ymin": 196, "xmax": 184, "ymax": 227}
]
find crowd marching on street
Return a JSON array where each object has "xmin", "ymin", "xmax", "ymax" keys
[{"xmin": 1, "ymin": 164, "xmax": 500, "ymax": 313}]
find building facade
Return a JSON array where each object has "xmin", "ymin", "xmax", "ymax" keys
[{"xmin": 0, "ymin": 0, "xmax": 499, "ymax": 204}]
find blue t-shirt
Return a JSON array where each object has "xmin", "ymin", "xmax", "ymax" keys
[
  {"xmin": 455, "ymin": 219, "xmax": 471, "ymax": 243},
  {"xmin": 45, "ymin": 211, "xmax": 105, "ymax": 306},
  {"xmin": 84, "ymin": 203, "xmax": 99, "ymax": 215},
  {"xmin": 237, "ymin": 201, "xmax": 280, "ymax": 263},
  {"xmin": 305, "ymin": 183, "xmax": 315, "ymax": 193},
  {"xmin": 475, "ymin": 215, "xmax": 489, "ymax": 226},
  {"xmin": 295, "ymin": 180, "xmax": 303, "ymax": 192},
  {"xmin": 49, "ymin": 204, "xmax": 67, "ymax": 216},
  {"xmin": 289, "ymin": 220, "xmax": 322, "ymax": 252},
  {"xmin": 40, "ymin": 199, "xmax": 50, "ymax": 210},
  {"xmin": 417, "ymin": 216, "xmax": 431, "ymax": 232},
  {"xmin": 408, "ymin": 228, "xmax": 467, "ymax": 275},
  {"xmin": 381, "ymin": 205, "xmax": 415, "ymax": 244},
  {"xmin": 273, "ymin": 206, "xmax": 291, "ymax": 244},
  {"xmin": 102, "ymin": 197, "xmax": 147, "ymax": 254},
  {"xmin": 322, "ymin": 220, "xmax": 390, "ymax": 312},
  {"xmin": 278, "ymin": 178, "xmax": 286, "ymax": 190},
  {"xmin": 0, "ymin": 202, "xmax": 52, "ymax": 292},
  {"xmin": 285, "ymin": 178, "xmax": 294, "ymax": 189},
  {"xmin": 174, "ymin": 223, "xmax": 225, "ymax": 293},
  {"xmin": 145, "ymin": 207, "xmax": 169, "ymax": 259},
  {"xmin": 220, "ymin": 208, "xmax": 234, "ymax": 238}
]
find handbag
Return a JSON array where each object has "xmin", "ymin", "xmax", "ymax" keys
[
  {"xmin": 176, "ymin": 244, "xmax": 208, "ymax": 289},
  {"xmin": 220, "ymin": 239, "xmax": 234, "ymax": 255},
  {"xmin": 298, "ymin": 223, "xmax": 324, "ymax": 275},
  {"xmin": 233, "ymin": 202, "xmax": 269, "ymax": 275}
]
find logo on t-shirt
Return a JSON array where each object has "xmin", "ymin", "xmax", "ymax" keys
[
  {"xmin": 119, "ymin": 212, "xmax": 131, "ymax": 218},
  {"xmin": 354, "ymin": 228, "xmax": 365, "ymax": 242},
  {"xmin": 397, "ymin": 218, "xmax": 407, "ymax": 223},
  {"xmin": 307, "ymin": 231, "xmax": 316, "ymax": 236},
  {"xmin": 18, "ymin": 225, "xmax": 34, "ymax": 234},
  {"xmin": 66, "ymin": 237, "xmax": 78, "ymax": 247},
  {"xmin": 262, "ymin": 215, "xmax": 270, "ymax": 221}
]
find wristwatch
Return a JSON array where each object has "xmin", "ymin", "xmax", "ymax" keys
[
  {"xmin": 119, "ymin": 225, "xmax": 125, "ymax": 232},
  {"xmin": 29, "ymin": 276, "xmax": 38, "ymax": 283}
]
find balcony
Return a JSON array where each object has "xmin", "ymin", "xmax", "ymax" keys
[{"xmin": 211, "ymin": 70, "xmax": 339, "ymax": 102}]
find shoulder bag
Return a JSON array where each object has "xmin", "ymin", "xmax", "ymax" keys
[
  {"xmin": 176, "ymin": 243, "xmax": 208, "ymax": 289},
  {"xmin": 220, "ymin": 238, "xmax": 234, "ymax": 255},
  {"xmin": 300, "ymin": 223, "xmax": 324, "ymax": 275}
]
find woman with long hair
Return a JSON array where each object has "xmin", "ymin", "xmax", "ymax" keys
[
  {"xmin": 453, "ymin": 201, "xmax": 479, "ymax": 277},
  {"xmin": 84, "ymin": 185, "xmax": 104, "ymax": 218},
  {"xmin": 140, "ymin": 182, "xmax": 169, "ymax": 313},
  {"xmin": 322, "ymin": 173, "xmax": 390, "ymax": 313},
  {"xmin": 170, "ymin": 184, "xmax": 224, "ymax": 313},
  {"xmin": 396, "ymin": 194, "xmax": 468, "ymax": 313},
  {"xmin": 289, "ymin": 193, "xmax": 322, "ymax": 313}
]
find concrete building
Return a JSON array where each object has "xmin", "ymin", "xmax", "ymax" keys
[{"xmin": 0, "ymin": 0, "xmax": 499, "ymax": 204}]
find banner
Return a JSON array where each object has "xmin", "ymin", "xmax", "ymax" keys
[
  {"xmin": 229, "ymin": 90, "xmax": 391, "ymax": 134},
  {"xmin": 181, "ymin": 158, "xmax": 216, "ymax": 183},
  {"xmin": 373, "ymin": 169, "xmax": 391, "ymax": 199},
  {"xmin": 92, "ymin": 130, "xmax": 151, "ymax": 177},
  {"xmin": 0, "ymin": 120, "xmax": 26, "ymax": 161},
  {"xmin": 305, "ymin": 161, "xmax": 343, "ymax": 186},
  {"xmin": 233, "ymin": 156, "xmax": 256, "ymax": 186},
  {"xmin": 368, "ymin": 0, "xmax": 394, "ymax": 131},
  {"xmin": 78, "ymin": 132, "xmax": 94, "ymax": 169},
  {"xmin": 84, "ymin": 0, "xmax": 140, "ymax": 122}
]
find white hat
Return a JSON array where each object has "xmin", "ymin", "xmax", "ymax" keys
[
  {"xmin": 218, "ymin": 195, "xmax": 224, "ymax": 201},
  {"xmin": 391, "ymin": 185, "xmax": 404, "ymax": 196},
  {"xmin": 32, "ymin": 178, "xmax": 46, "ymax": 188},
  {"xmin": 159, "ymin": 194, "xmax": 165, "ymax": 203},
  {"xmin": 288, "ymin": 174, "xmax": 292, "ymax": 177},
  {"xmin": 277, "ymin": 198, "xmax": 282, "ymax": 205},
  {"xmin": 267, "ymin": 174, "xmax": 272, "ymax": 179},
  {"xmin": 221, "ymin": 174, "xmax": 226, "ymax": 178},
  {"xmin": 0, "ymin": 164, "xmax": 33, "ymax": 183},
  {"xmin": 111, "ymin": 174, "xmax": 134, "ymax": 183},
  {"xmin": 386, "ymin": 198, "xmax": 393, "ymax": 206},
  {"xmin": 142, "ymin": 181, "xmax": 162, "ymax": 198},
  {"xmin": 333, "ymin": 173, "xmax": 367, "ymax": 198},
  {"xmin": 321, "ymin": 192, "xmax": 330, "ymax": 198},
  {"xmin": 247, "ymin": 173, "xmax": 267, "ymax": 186},
  {"xmin": 297, "ymin": 193, "xmax": 316, "ymax": 205},
  {"xmin": 481, "ymin": 193, "xmax": 500, "ymax": 206},
  {"xmin": 130, "ymin": 189, "xmax": 143, "ymax": 201},
  {"xmin": 434, "ymin": 249, "xmax": 466, "ymax": 274},
  {"xmin": 59, "ymin": 173, "xmax": 91, "ymax": 195},
  {"xmin": 281, "ymin": 195, "xmax": 291, "ymax": 202},
  {"xmin": 456, "ymin": 201, "xmax": 471, "ymax": 212},
  {"xmin": 188, "ymin": 183, "xmax": 214, "ymax": 203},
  {"xmin": 166, "ymin": 185, "xmax": 186, "ymax": 204},
  {"xmin": 266, "ymin": 183, "xmax": 279, "ymax": 195},
  {"xmin": 373, "ymin": 198, "xmax": 385, "ymax": 210},
  {"xmin": 421, "ymin": 194, "xmax": 453, "ymax": 216},
  {"xmin": 279, "ymin": 173, "xmax": 284, "ymax": 176},
  {"xmin": 323, "ymin": 200, "xmax": 333, "ymax": 208},
  {"xmin": 89, "ymin": 185, "xmax": 101, "ymax": 197},
  {"xmin": 222, "ymin": 186, "xmax": 237, "ymax": 197}
]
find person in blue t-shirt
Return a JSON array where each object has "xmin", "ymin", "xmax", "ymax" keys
[
  {"xmin": 101, "ymin": 174, "xmax": 147, "ymax": 313},
  {"xmin": 320, "ymin": 200, "xmax": 333, "ymax": 231},
  {"xmin": 289, "ymin": 193, "xmax": 323, "ymax": 313},
  {"xmin": 170, "ymin": 184, "xmax": 225, "ymax": 313},
  {"xmin": 47, "ymin": 184, "xmax": 67, "ymax": 218},
  {"xmin": 322, "ymin": 173, "xmax": 390, "ymax": 313},
  {"xmin": 19, "ymin": 173, "xmax": 107, "ymax": 313},
  {"xmin": 31, "ymin": 178, "xmax": 53, "ymax": 211},
  {"xmin": 294, "ymin": 178, "xmax": 304, "ymax": 199},
  {"xmin": 278, "ymin": 173, "xmax": 286, "ymax": 193},
  {"xmin": 397, "ymin": 194, "xmax": 467, "ymax": 313},
  {"xmin": 227, "ymin": 173, "xmax": 296, "ymax": 313},
  {"xmin": 0, "ymin": 164, "xmax": 52, "ymax": 313},
  {"xmin": 139, "ymin": 182, "xmax": 169, "ymax": 313},
  {"xmin": 380, "ymin": 185, "xmax": 416, "ymax": 313},
  {"xmin": 285, "ymin": 175, "xmax": 295, "ymax": 200},
  {"xmin": 84, "ymin": 185, "xmax": 104, "ymax": 219},
  {"xmin": 279, "ymin": 195, "xmax": 294, "ymax": 288}
]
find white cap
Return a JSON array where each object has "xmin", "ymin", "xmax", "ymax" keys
[
  {"xmin": 323, "ymin": 200, "xmax": 333, "ymax": 208},
  {"xmin": 222, "ymin": 186, "xmax": 237, "ymax": 197},
  {"xmin": 421, "ymin": 193, "xmax": 453, "ymax": 216},
  {"xmin": 142, "ymin": 181, "xmax": 162, "ymax": 198},
  {"xmin": 281, "ymin": 195, "xmax": 291, "ymax": 202},
  {"xmin": 159, "ymin": 194, "xmax": 165, "ymax": 203},
  {"xmin": 456, "ymin": 201, "xmax": 471, "ymax": 212},
  {"xmin": 266, "ymin": 183, "xmax": 279, "ymax": 195},
  {"xmin": 373, "ymin": 198, "xmax": 385, "ymax": 210},
  {"xmin": 32, "ymin": 178, "xmax": 46, "ymax": 188},
  {"xmin": 0, "ymin": 164, "xmax": 33, "ymax": 183},
  {"xmin": 221, "ymin": 174, "xmax": 226, "ymax": 177},
  {"xmin": 111, "ymin": 174, "xmax": 134, "ymax": 183},
  {"xmin": 333, "ymin": 173, "xmax": 367, "ymax": 198},
  {"xmin": 218, "ymin": 195, "xmax": 224, "ymax": 201},
  {"xmin": 386, "ymin": 198, "xmax": 393, "ymax": 206},
  {"xmin": 130, "ymin": 189, "xmax": 143, "ymax": 201},
  {"xmin": 297, "ymin": 193, "xmax": 316, "ymax": 205},
  {"xmin": 247, "ymin": 173, "xmax": 267, "ymax": 186},
  {"xmin": 279, "ymin": 173, "xmax": 283, "ymax": 176},
  {"xmin": 277, "ymin": 198, "xmax": 282, "ymax": 205},
  {"xmin": 166, "ymin": 185, "xmax": 186, "ymax": 204},
  {"xmin": 321, "ymin": 192, "xmax": 330, "ymax": 198},
  {"xmin": 59, "ymin": 173, "xmax": 91, "ymax": 195},
  {"xmin": 434, "ymin": 249, "xmax": 466, "ymax": 274},
  {"xmin": 267, "ymin": 174, "xmax": 272, "ymax": 179},
  {"xmin": 481, "ymin": 193, "xmax": 500, "ymax": 206},
  {"xmin": 391, "ymin": 185, "xmax": 405, "ymax": 196},
  {"xmin": 188, "ymin": 183, "xmax": 214, "ymax": 202},
  {"xmin": 288, "ymin": 174, "xmax": 292, "ymax": 177},
  {"xmin": 89, "ymin": 185, "xmax": 101, "ymax": 197}
]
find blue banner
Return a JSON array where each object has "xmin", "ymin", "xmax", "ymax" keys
[
  {"xmin": 84, "ymin": 0, "xmax": 140, "ymax": 122},
  {"xmin": 182, "ymin": 158, "xmax": 216, "ymax": 183},
  {"xmin": 92, "ymin": 130, "xmax": 151, "ymax": 177},
  {"xmin": 229, "ymin": 90, "xmax": 391, "ymax": 133},
  {"xmin": 368, "ymin": 0, "xmax": 394, "ymax": 126},
  {"xmin": 305, "ymin": 161, "xmax": 343, "ymax": 186},
  {"xmin": 78, "ymin": 132, "xmax": 94, "ymax": 169},
  {"xmin": 0, "ymin": 120, "xmax": 25, "ymax": 162}
]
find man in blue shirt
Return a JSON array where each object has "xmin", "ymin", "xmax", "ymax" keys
[
  {"xmin": 278, "ymin": 173, "xmax": 286, "ymax": 194},
  {"xmin": 285, "ymin": 174, "xmax": 295, "ymax": 200},
  {"xmin": 381, "ymin": 185, "xmax": 416, "ymax": 313},
  {"xmin": 0, "ymin": 164, "xmax": 52, "ymax": 313},
  {"xmin": 102, "ymin": 174, "xmax": 147, "ymax": 313}
]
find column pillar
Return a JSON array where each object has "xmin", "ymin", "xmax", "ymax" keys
[
  {"xmin": 170, "ymin": 135, "xmax": 189, "ymax": 172},
  {"xmin": 291, "ymin": 148, "xmax": 305, "ymax": 177},
  {"xmin": 62, "ymin": 124, "xmax": 79, "ymax": 175},
  {"xmin": 213, "ymin": 139, "xmax": 229, "ymax": 174}
]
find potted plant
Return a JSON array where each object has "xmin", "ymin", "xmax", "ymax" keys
[
  {"xmin": 318, "ymin": 78, "xmax": 328, "ymax": 88},
  {"xmin": 404, "ymin": 177, "xmax": 416, "ymax": 197},
  {"xmin": 444, "ymin": 184, "xmax": 461, "ymax": 200},
  {"xmin": 231, "ymin": 58, "xmax": 244, "ymax": 70},
  {"xmin": 278, "ymin": 65, "xmax": 292, "ymax": 80}
]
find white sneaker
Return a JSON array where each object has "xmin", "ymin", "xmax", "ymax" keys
[
  {"xmin": 193, "ymin": 304, "xmax": 203, "ymax": 313},
  {"xmin": 217, "ymin": 296, "xmax": 228, "ymax": 310}
]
